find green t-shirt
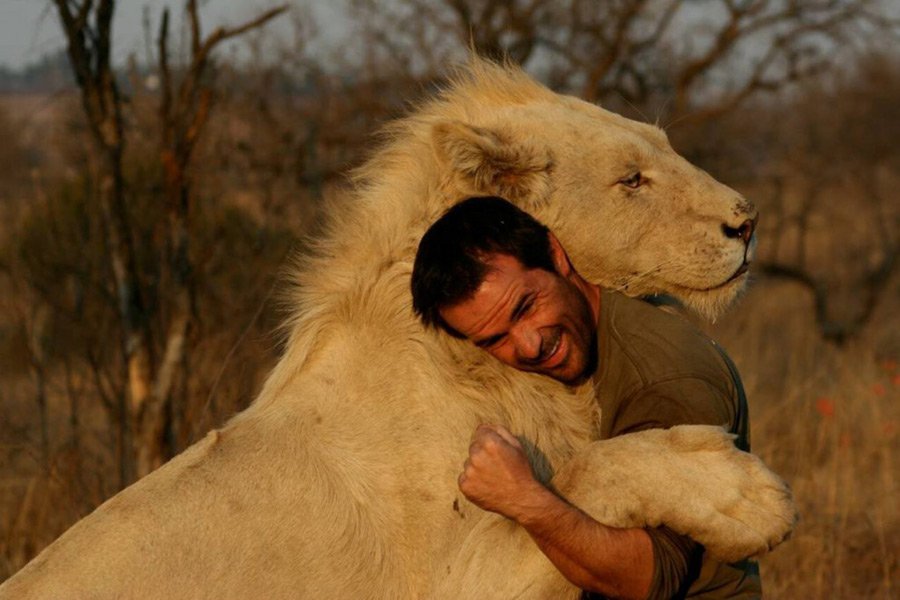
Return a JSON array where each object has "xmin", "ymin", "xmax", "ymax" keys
[{"xmin": 588, "ymin": 290, "xmax": 760, "ymax": 600}]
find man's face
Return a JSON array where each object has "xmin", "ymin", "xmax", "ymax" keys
[{"xmin": 439, "ymin": 253, "xmax": 598, "ymax": 385}]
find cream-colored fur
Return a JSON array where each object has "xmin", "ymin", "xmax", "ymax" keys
[{"xmin": 0, "ymin": 60, "xmax": 792, "ymax": 599}]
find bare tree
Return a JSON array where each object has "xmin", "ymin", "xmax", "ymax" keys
[
  {"xmin": 144, "ymin": 0, "xmax": 286, "ymax": 476},
  {"xmin": 51, "ymin": 0, "xmax": 286, "ymax": 480},
  {"xmin": 52, "ymin": 0, "xmax": 150, "ymax": 485},
  {"xmin": 757, "ymin": 54, "xmax": 900, "ymax": 343},
  {"xmin": 348, "ymin": 0, "xmax": 898, "ymax": 121}
]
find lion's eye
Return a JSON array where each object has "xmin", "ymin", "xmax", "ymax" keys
[{"xmin": 620, "ymin": 172, "xmax": 643, "ymax": 189}]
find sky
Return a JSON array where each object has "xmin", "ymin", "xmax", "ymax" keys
[{"xmin": 0, "ymin": 1, "xmax": 346, "ymax": 70}]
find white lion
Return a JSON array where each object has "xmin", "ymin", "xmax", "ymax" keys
[{"xmin": 0, "ymin": 60, "xmax": 794, "ymax": 599}]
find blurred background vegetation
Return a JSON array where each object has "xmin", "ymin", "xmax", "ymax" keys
[{"xmin": 0, "ymin": 1, "xmax": 897, "ymax": 597}]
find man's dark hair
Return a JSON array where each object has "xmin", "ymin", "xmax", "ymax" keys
[{"xmin": 411, "ymin": 196, "xmax": 554, "ymax": 336}]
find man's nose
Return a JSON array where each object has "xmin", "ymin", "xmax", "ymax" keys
[{"xmin": 511, "ymin": 327, "xmax": 542, "ymax": 362}]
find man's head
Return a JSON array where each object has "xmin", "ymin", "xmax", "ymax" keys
[{"xmin": 411, "ymin": 197, "xmax": 600, "ymax": 384}]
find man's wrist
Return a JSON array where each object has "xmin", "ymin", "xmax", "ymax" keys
[{"xmin": 506, "ymin": 481, "xmax": 568, "ymax": 525}]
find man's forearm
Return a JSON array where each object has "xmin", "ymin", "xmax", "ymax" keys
[
  {"xmin": 510, "ymin": 483, "xmax": 654, "ymax": 600},
  {"xmin": 458, "ymin": 424, "xmax": 655, "ymax": 598}
]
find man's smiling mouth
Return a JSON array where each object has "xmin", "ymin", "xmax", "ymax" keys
[{"xmin": 537, "ymin": 330, "xmax": 563, "ymax": 367}]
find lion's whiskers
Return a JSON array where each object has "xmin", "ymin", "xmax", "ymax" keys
[{"xmin": 610, "ymin": 258, "xmax": 677, "ymax": 293}]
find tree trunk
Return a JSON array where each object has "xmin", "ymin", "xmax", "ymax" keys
[{"xmin": 95, "ymin": 161, "xmax": 155, "ymax": 481}]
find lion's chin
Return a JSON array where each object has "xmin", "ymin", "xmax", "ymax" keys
[
  {"xmin": 700, "ymin": 267, "xmax": 750, "ymax": 292},
  {"xmin": 679, "ymin": 275, "xmax": 749, "ymax": 321},
  {"xmin": 649, "ymin": 270, "xmax": 749, "ymax": 321}
]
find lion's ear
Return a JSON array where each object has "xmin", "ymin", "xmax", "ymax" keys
[{"xmin": 431, "ymin": 121, "xmax": 553, "ymax": 208}]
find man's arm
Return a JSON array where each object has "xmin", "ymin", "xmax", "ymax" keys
[{"xmin": 459, "ymin": 424, "xmax": 654, "ymax": 599}]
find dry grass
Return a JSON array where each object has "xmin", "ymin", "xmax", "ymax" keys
[{"xmin": 708, "ymin": 281, "xmax": 899, "ymax": 599}]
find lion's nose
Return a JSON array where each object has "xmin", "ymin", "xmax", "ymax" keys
[{"xmin": 722, "ymin": 218, "xmax": 756, "ymax": 244}]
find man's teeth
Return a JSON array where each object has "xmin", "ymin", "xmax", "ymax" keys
[{"xmin": 544, "ymin": 335, "xmax": 561, "ymax": 362}]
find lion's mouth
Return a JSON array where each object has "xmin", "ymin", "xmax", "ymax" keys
[
  {"xmin": 697, "ymin": 238, "xmax": 755, "ymax": 292},
  {"xmin": 706, "ymin": 261, "xmax": 751, "ymax": 291},
  {"xmin": 729, "ymin": 261, "xmax": 750, "ymax": 281},
  {"xmin": 669, "ymin": 261, "xmax": 751, "ymax": 293}
]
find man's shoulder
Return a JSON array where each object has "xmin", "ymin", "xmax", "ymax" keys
[
  {"xmin": 601, "ymin": 290, "xmax": 726, "ymax": 385},
  {"xmin": 595, "ymin": 291, "xmax": 741, "ymax": 440},
  {"xmin": 604, "ymin": 291, "xmax": 702, "ymax": 338}
]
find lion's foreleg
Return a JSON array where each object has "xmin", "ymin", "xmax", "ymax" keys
[
  {"xmin": 550, "ymin": 425, "xmax": 796, "ymax": 562},
  {"xmin": 433, "ymin": 426, "xmax": 795, "ymax": 598}
]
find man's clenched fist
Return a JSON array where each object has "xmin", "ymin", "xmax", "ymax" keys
[{"xmin": 458, "ymin": 424, "xmax": 547, "ymax": 520}]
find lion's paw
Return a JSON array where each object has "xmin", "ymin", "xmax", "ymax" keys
[{"xmin": 684, "ymin": 445, "xmax": 796, "ymax": 561}]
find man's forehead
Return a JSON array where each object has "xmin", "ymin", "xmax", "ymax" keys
[
  {"xmin": 440, "ymin": 260, "xmax": 529, "ymax": 334},
  {"xmin": 479, "ymin": 253, "xmax": 529, "ymax": 277},
  {"xmin": 473, "ymin": 256, "xmax": 535, "ymax": 302}
]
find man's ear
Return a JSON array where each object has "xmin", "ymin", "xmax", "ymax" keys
[
  {"xmin": 431, "ymin": 120, "xmax": 553, "ymax": 209},
  {"xmin": 548, "ymin": 232, "xmax": 573, "ymax": 278}
]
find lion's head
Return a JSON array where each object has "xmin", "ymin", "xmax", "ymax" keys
[{"xmin": 422, "ymin": 61, "xmax": 757, "ymax": 320}]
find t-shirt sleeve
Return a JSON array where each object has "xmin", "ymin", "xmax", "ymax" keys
[
  {"xmin": 645, "ymin": 525, "xmax": 704, "ymax": 600},
  {"xmin": 610, "ymin": 377, "xmax": 735, "ymax": 438},
  {"xmin": 607, "ymin": 378, "xmax": 734, "ymax": 598}
]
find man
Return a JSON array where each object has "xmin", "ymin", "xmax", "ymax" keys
[{"xmin": 411, "ymin": 197, "xmax": 760, "ymax": 599}]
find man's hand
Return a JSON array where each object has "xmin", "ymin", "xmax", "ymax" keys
[
  {"xmin": 458, "ymin": 423, "xmax": 548, "ymax": 519},
  {"xmin": 458, "ymin": 424, "xmax": 654, "ymax": 598}
]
